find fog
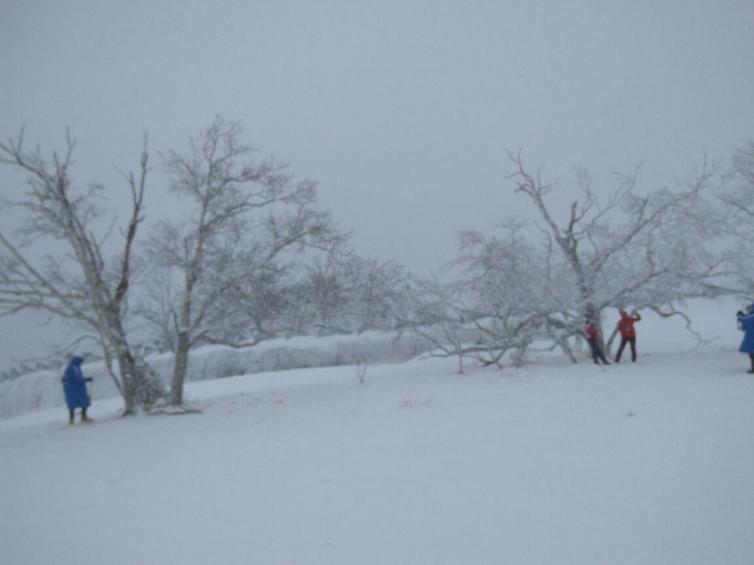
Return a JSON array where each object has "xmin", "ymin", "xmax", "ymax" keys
[{"xmin": 1, "ymin": 0, "xmax": 753, "ymax": 371}]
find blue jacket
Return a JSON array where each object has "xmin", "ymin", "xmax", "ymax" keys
[
  {"xmin": 738, "ymin": 312, "xmax": 754, "ymax": 354},
  {"xmin": 62, "ymin": 356, "xmax": 91, "ymax": 410}
]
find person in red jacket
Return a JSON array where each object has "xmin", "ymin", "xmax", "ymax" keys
[
  {"xmin": 584, "ymin": 315, "xmax": 610, "ymax": 365},
  {"xmin": 614, "ymin": 308, "xmax": 641, "ymax": 363}
]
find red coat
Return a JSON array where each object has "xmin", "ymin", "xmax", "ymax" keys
[
  {"xmin": 584, "ymin": 321, "xmax": 600, "ymax": 340},
  {"xmin": 617, "ymin": 309, "xmax": 641, "ymax": 337}
]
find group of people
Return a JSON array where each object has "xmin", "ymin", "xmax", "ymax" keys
[
  {"xmin": 585, "ymin": 304, "xmax": 754, "ymax": 373},
  {"xmin": 584, "ymin": 308, "xmax": 641, "ymax": 366}
]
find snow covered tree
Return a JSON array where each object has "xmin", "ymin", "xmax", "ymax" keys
[
  {"xmin": 406, "ymin": 278, "xmax": 481, "ymax": 375},
  {"xmin": 347, "ymin": 256, "xmax": 411, "ymax": 333},
  {"xmin": 408, "ymin": 220, "xmax": 562, "ymax": 371},
  {"xmin": 720, "ymin": 140, "xmax": 754, "ymax": 298},
  {"xmin": 141, "ymin": 117, "xmax": 342, "ymax": 406},
  {"xmin": 291, "ymin": 250, "xmax": 410, "ymax": 335},
  {"xmin": 507, "ymin": 151, "xmax": 726, "ymax": 351},
  {"xmin": 0, "ymin": 129, "xmax": 162, "ymax": 415},
  {"xmin": 416, "ymin": 154, "xmax": 734, "ymax": 370},
  {"xmin": 722, "ymin": 140, "xmax": 754, "ymax": 228}
]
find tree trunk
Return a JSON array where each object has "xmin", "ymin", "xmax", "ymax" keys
[
  {"xmin": 170, "ymin": 333, "xmax": 190, "ymax": 406},
  {"xmin": 114, "ymin": 342, "xmax": 165, "ymax": 415},
  {"xmin": 558, "ymin": 336, "xmax": 579, "ymax": 363},
  {"xmin": 118, "ymin": 350, "xmax": 139, "ymax": 416}
]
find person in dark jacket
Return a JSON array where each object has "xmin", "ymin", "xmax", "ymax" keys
[
  {"xmin": 736, "ymin": 304, "xmax": 754, "ymax": 374},
  {"xmin": 62, "ymin": 356, "xmax": 93, "ymax": 424},
  {"xmin": 614, "ymin": 308, "xmax": 641, "ymax": 363},
  {"xmin": 584, "ymin": 315, "xmax": 610, "ymax": 365}
]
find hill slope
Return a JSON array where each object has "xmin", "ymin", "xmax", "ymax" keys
[{"xmin": 2, "ymin": 347, "xmax": 753, "ymax": 565}]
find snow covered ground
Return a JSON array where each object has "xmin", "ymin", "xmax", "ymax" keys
[{"xmin": 2, "ymin": 300, "xmax": 753, "ymax": 564}]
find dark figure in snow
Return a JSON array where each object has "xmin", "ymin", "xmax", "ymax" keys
[
  {"xmin": 614, "ymin": 308, "xmax": 641, "ymax": 363},
  {"xmin": 736, "ymin": 304, "xmax": 754, "ymax": 374},
  {"xmin": 62, "ymin": 356, "xmax": 93, "ymax": 424},
  {"xmin": 584, "ymin": 316, "xmax": 610, "ymax": 365}
]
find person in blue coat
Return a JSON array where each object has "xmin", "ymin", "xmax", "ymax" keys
[
  {"xmin": 62, "ymin": 356, "xmax": 93, "ymax": 424},
  {"xmin": 736, "ymin": 304, "xmax": 754, "ymax": 374}
]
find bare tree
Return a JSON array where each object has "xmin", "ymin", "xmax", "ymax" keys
[
  {"xmin": 507, "ymin": 151, "xmax": 725, "ymax": 349},
  {"xmin": 719, "ymin": 140, "xmax": 754, "ymax": 298},
  {"xmin": 143, "ymin": 117, "xmax": 342, "ymax": 406},
  {"xmin": 292, "ymin": 249, "xmax": 410, "ymax": 335},
  {"xmin": 408, "ymin": 282, "xmax": 478, "ymax": 375},
  {"xmin": 0, "ymin": 128, "xmax": 161, "ymax": 415},
  {"xmin": 417, "ymin": 154, "xmax": 734, "ymax": 370},
  {"xmin": 408, "ymin": 221, "xmax": 555, "ymax": 372},
  {"xmin": 721, "ymin": 140, "xmax": 754, "ymax": 225}
]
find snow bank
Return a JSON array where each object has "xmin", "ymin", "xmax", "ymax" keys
[{"xmin": 0, "ymin": 331, "xmax": 430, "ymax": 419}]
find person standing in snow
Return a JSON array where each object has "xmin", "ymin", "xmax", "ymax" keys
[
  {"xmin": 584, "ymin": 315, "xmax": 610, "ymax": 365},
  {"xmin": 736, "ymin": 304, "xmax": 754, "ymax": 374},
  {"xmin": 61, "ymin": 356, "xmax": 93, "ymax": 424},
  {"xmin": 614, "ymin": 308, "xmax": 641, "ymax": 363}
]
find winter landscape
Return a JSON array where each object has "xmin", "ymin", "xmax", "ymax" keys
[
  {"xmin": 2, "ymin": 300, "xmax": 754, "ymax": 565},
  {"xmin": 2, "ymin": 2, "xmax": 754, "ymax": 565}
]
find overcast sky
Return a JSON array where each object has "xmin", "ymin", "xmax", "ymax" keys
[{"xmin": 1, "ymin": 0, "xmax": 753, "ymax": 371}]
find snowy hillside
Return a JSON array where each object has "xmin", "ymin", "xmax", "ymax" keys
[
  {"xmin": 1, "ymin": 298, "xmax": 753, "ymax": 564},
  {"xmin": 2, "ymin": 348, "xmax": 753, "ymax": 565}
]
